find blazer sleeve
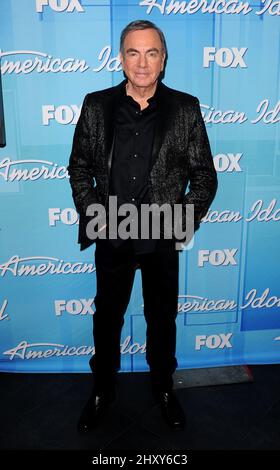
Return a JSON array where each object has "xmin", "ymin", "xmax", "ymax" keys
[
  {"xmin": 182, "ymin": 97, "xmax": 218, "ymax": 231},
  {"xmin": 67, "ymin": 93, "xmax": 99, "ymax": 216}
]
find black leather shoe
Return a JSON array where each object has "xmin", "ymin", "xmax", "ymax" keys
[
  {"xmin": 155, "ymin": 391, "xmax": 186, "ymax": 430},
  {"xmin": 77, "ymin": 391, "xmax": 115, "ymax": 434}
]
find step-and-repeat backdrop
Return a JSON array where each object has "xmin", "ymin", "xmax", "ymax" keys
[{"xmin": 0, "ymin": 0, "xmax": 279, "ymax": 373}]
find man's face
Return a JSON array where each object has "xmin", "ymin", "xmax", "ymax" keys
[{"xmin": 119, "ymin": 28, "xmax": 166, "ymax": 89}]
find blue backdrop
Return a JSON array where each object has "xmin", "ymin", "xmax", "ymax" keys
[{"xmin": 0, "ymin": 0, "xmax": 280, "ymax": 373}]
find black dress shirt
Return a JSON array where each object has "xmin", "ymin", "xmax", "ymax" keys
[{"xmin": 108, "ymin": 79, "xmax": 160, "ymax": 254}]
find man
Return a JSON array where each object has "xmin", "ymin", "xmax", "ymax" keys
[{"xmin": 68, "ymin": 20, "xmax": 218, "ymax": 433}]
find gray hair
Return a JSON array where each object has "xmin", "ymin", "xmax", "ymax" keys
[{"xmin": 120, "ymin": 20, "xmax": 167, "ymax": 57}]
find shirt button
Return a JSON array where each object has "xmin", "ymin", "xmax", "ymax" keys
[
  {"xmin": 133, "ymin": 154, "xmax": 138, "ymax": 158},
  {"xmin": 131, "ymin": 198, "xmax": 135, "ymax": 202},
  {"xmin": 132, "ymin": 176, "xmax": 136, "ymax": 180},
  {"xmin": 135, "ymin": 131, "xmax": 139, "ymax": 136}
]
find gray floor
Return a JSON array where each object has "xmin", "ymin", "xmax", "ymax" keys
[{"xmin": 1, "ymin": 364, "xmax": 280, "ymax": 451}]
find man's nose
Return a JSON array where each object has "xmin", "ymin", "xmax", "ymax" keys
[{"xmin": 138, "ymin": 54, "xmax": 148, "ymax": 67}]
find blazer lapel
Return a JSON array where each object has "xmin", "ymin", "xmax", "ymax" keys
[
  {"xmin": 150, "ymin": 81, "xmax": 174, "ymax": 173},
  {"xmin": 102, "ymin": 80, "xmax": 124, "ymax": 177}
]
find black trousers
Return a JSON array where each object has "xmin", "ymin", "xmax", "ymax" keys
[{"xmin": 89, "ymin": 239, "xmax": 179, "ymax": 393}]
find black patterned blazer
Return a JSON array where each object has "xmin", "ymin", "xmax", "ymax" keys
[{"xmin": 67, "ymin": 78, "xmax": 218, "ymax": 251}]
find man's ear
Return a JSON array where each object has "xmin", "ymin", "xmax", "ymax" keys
[
  {"xmin": 161, "ymin": 53, "xmax": 166, "ymax": 71},
  {"xmin": 119, "ymin": 51, "xmax": 124, "ymax": 67}
]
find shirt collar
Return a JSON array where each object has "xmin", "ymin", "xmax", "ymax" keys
[{"xmin": 120, "ymin": 78, "xmax": 160, "ymax": 105}]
